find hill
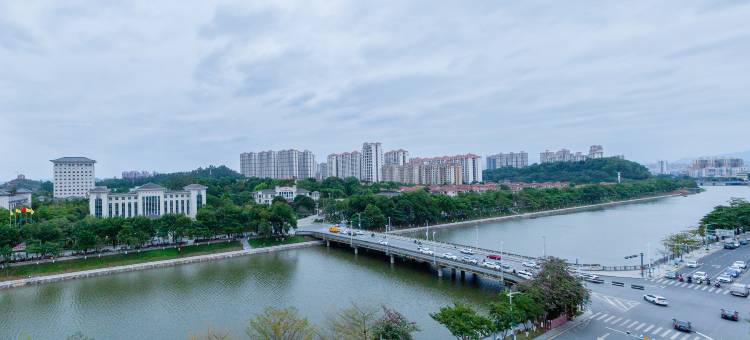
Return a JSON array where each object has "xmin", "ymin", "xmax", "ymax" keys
[
  {"xmin": 0, "ymin": 176, "xmax": 51, "ymax": 193},
  {"xmin": 96, "ymin": 165, "xmax": 243, "ymax": 192},
  {"xmin": 483, "ymin": 157, "xmax": 651, "ymax": 184}
]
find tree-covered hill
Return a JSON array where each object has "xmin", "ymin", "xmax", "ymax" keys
[{"xmin": 483, "ymin": 157, "xmax": 652, "ymax": 184}]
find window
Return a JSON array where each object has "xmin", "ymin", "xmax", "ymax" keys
[
  {"xmin": 115, "ymin": 203, "xmax": 119, "ymax": 216},
  {"xmin": 181, "ymin": 200, "xmax": 185, "ymax": 214},
  {"xmin": 108, "ymin": 203, "xmax": 113, "ymax": 217},
  {"xmin": 95, "ymin": 198, "xmax": 103, "ymax": 218},
  {"xmin": 196, "ymin": 194, "xmax": 203, "ymax": 210}
]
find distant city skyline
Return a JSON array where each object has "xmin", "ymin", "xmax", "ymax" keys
[{"xmin": 2, "ymin": 2, "xmax": 750, "ymax": 180}]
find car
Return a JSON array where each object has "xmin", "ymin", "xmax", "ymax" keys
[
  {"xmin": 378, "ymin": 240, "xmax": 389, "ymax": 246},
  {"xmin": 726, "ymin": 268, "xmax": 741, "ymax": 278},
  {"xmin": 733, "ymin": 260, "xmax": 747, "ymax": 269},
  {"xmin": 664, "ymin": 271, "xmax": 677, "ymax": 279},
  {"xmin": 724, "ymin": 241, "xmax": 739, "ymax": 249},
  {"xmin": 517, "ymin": 270, "xmax": 534, "ymax": 280},
  {"xmin": 741, "ymin": 239, "xmax": 749, "ymax": 245},
  {"xmin": 643, "ymin": 294, "xmax": 668, "ymax": 306},
  {"xmin": 500, "ymin": 263, "xmax": 514, "ymax": 273},
  {"xmin": 730, "ymin": 264, "xmax": 743, "ymax": 272},
  {"xmin": 522, "ymin": 261, "xmax": 539, "ymax": 269},
  {"xmin": 486, "ymin": 254, "xmax": 502, "ymax": 260},
  {"xmin": 721, "ymin": 309, "xmax": 739, "ymax": 321},
  {"xmin": 482, "ymin": 261, "xmax": 501, "ymax": 270},
  {"xmin": 686, "ymin": 260, "xmax": 698, "ymax": 268},
  {"xmin": 717, "ymin": 275, "xmax": 733, "ymax": 283},
  {"xmin": 672, "ymin": 319, "xmax": 692, "ymax": 333},
  {"xmin": 442, "ymin": 253, "xmax": 457, "ymax": 260},
  {"xmin": 461, "ymin": 256, "xmax": 478, "ymax": 265},
  {"xmin": 692, "ymin": 271, "xmax": 708, "ymax": 281},
  {"xmin": 584, "ymin": 274, "xmax": 604, "ymax": 283},
  {"xmin": 418, "ymin": 247, "xmax": 433, "ymax": 255},
  {"xmin": 459, "ymin": 248, "xmax": 475, "ymax": 255}
]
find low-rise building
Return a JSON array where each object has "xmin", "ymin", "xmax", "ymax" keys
[
  {"xmin": 88, "ymin": 183, "xmax": 207, "ymax": 219},
  {"xmin": 0, "ymin": 188, "xmax": 32, "ymax": 210},
  {"xmin": 253, "ymin": 186, "xmax": 320, "ymax": 205}
]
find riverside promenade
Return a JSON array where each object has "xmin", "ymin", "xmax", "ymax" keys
[
  {"xmin": 0, "ymin": 240, "xmax": 322, "ymax": 291},
  {"xmin": 391, "ymin": 192, "xmax": 683, "ymax": 235}
]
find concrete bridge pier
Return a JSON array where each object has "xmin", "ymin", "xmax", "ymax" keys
[
  {"xmin": 451, "ymin": 268, "xmax": 456, "ymax": 278},
  {"xmin": 460, "ymin": 270, "xmax": 465, "ymax": 279},
  {"xmin": 354, "ymin": 247, "xmax": 358, "ymax": 255},
  {"xmin": 437, "ymin": 266, "xmax": 443, "ymax": 278},
  {"xmin": 326, "ymin": 240, "xmax": 330, "ymax": 247},
  {"xmin": 390, "ymin": 255, "xmax": 395, "ymax": 264}
]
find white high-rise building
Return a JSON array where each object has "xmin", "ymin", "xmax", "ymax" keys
[
  {"xmin": 657, "ymin": 160, "xmax": 669, "ymax": 175},
  {"xmin": 486, "ymin": 152, "xmax": 528, "ymax": 169},
  {"xmin": 384, "ymin": 149, "xmax": 409, "ymax": 166},
  {"xmin": 327, "ymin": 151, "xmax": 362, "ymax": 180},
  {"xmin": 240, "ymin": 149, "xmax": 315, "ymax": 179},
  {"xmin": 361, "ymin": 142, "xmax": 384, "ymax": 182},
  {"xmin": 51, "ymin": 157, "xmax": 96, "ymax": 198},
  {"xmin": 540, "ymin": 145, "xmax": 604, "ymax": 164}
]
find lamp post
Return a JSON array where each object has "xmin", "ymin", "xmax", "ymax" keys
[
  {"xmin": 475, "ymin": 225, "xmax": 479, "ymax": 251},
  {"xmin": 433, "ymin": 231, "xmax": 437, "ymax": 264},
  {"xmin": 542, "ymin": 236, "xmax": 546, "ymax": 259},
  {"xmin": 508, "ymin": 288, "xmax": 522, "ymax": 340}
]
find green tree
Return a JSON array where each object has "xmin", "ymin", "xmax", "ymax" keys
[
  {"xmin": 363, "ymin": 204, "xmax": 386, "ymax": 230},
  {"xmin": 328, "ymin": 303, "xmax": 378, "ymax": 339},
  {"xmin": 430, "ymin": 302, "xmax": 494, "ymax": 340},
  {"xmin": 371, "ymin": 305, "xmax": 420, "ymax": 340},
  {"xmin": 269, "ymin": 202, "xmax": 297, "ymax": 236},
  {"xmin": 518, "ymin": 257, "xmax": 589, "ymax": 319},
  {"xmin": 246, "ymin": 307, "xmax": 319, "ymax": 340}
]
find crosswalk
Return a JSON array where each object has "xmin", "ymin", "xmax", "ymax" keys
[
  {"xmin": 648, "ymin": 278, "xmax": 731, "ymax": 294},
  {"xmin": 589, "ymin": 311, "xmax": 708, "ymax": 340}
]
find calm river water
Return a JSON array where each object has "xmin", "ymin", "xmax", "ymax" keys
[
  {"xmin": 1, "ymin": 186, "xmax": 746, "ymax": 339},
  {"xmin": 407, "ymin": 186, "xmax": 749, "ymax": 266}
]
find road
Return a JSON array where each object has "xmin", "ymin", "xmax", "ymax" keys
[{"xmin": 551, "ymin": 243, "xmax": 750, "ymax": 340}]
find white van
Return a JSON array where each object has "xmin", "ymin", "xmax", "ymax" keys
[{"xmin": 730, "ymin": 283, "xmax": 749, "ymax": 297}]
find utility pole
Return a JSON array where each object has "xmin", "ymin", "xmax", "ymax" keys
[
  {"xmin": 542, "ymin": 236, "xmax": 546, "ymax": 259},
  {"xmin": 640, "ymin": 252, "xmax": 644, "ymax": 277},
  {"xmin": 475, "ymin": 225, "xmax": 479, "ymax": 251}
]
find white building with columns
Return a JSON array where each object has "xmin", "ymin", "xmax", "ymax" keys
[{"xmin": 88, "ymin": 183, "xmax": 207, "ymax": 219}]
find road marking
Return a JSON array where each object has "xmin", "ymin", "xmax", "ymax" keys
[
  {"xmin": 681, "ymin": 334, "xmax": 692, "ymax": 340},
  {"xmin": 591, "ymin": 292, "xmax": 639, "ymax": 312},
  {"xmin": 693, "ymin": 285, "xmax": 701, "ymax": 290},
  {"xmin": 709, "ymin": 287, "xmax": 716, "ymax": 292},
  {"xmin": 661, "ymin": 329, "xmax": 672, "ymax": 337},
  {"xmin": 643, "ymin": 324, "xmax": 654, "ymax": 332},
  {"xmin": 604, "ymin": 315, "xmax": 616, "ymax": 323},
  {"xmin": 678, "ymin": 282, "xmax": 687, "ymax": 287},
  {"xmin": 590, "ymin": 312, "xmax": 601, "ymax": 319},
  {"xmin": 619, "ymin": 318, "xmax": 631, "ymax": 326},
  {"xmin": 597, "ymin": 333, "xmax": 610, "ymax": 340},
  {"xmin": 611, "ymin": 317, "xmax": 622, "ymax": 324},
  {"xmin": 652, "ymin": 326, "xmax": 663, "ymax": 334},
  {"xmin": 693, "ymin": 336, "xmax": 701, "ymax": 340},
  {"xmin": 666, "ymin": 280, "xmax": 674, "ymax": 285},
  {"xmin": 627, "ymin": 321, "xmax": 639, "ymax": 328},
  {"xmin": 671, "ymin": 331, "xmax": 681, "ymax": 339},
  {"xmin": 723, "ymin": 290, "xmax": 730, "ymax": 295},
  {"xmin": 635, "ymin": 322, "xmax": 646, "ymax": 331},
  {"xmin": 597, "ymin": 313, "xmax": 609, "ymax": 321},
  {"xmin": 701, "ymin": 286, "xmax": 708, "ymax": 291}
]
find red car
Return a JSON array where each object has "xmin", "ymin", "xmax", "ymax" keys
[{"xmin": 486, "ymin": 254, "xmax": 502, "ymax": 260}]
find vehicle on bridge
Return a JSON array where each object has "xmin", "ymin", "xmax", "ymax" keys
[
  {"xmin": 486, "ymin": 254, "xmax": 502, "ymax": 260},
  {"xmin": 643, "ymin": 294, "xmax": 668, "ymax": 306},
  {"xmin": 459, "ymin": 248, "xmax": 474, "ymax": 255},
  {"xmin": 517, "ymin": 270, "xmax": 534, "ymax": 280},
  {"xmin": 442, "ymin": 252, "xmax": 457, "ymax": 260},
  {"xmin": 522, "ymin": 261, "xmax": 539, "ymax": 269},
  {"xmin": 720, "ymin": 309, "xmax": 739, "ymax": 321},
  {"xmin": 729, "ymin": 283, "xmax": 749, "ymax": 297},
  {"xmin": 418, "ymin": 247, "xmax": 433, "ymax": 255},
  {"xmin": 672, "ymin": 319, "xmax": 692, "ymax": 333},
  {"xmin": 461, "ymin": 256, "xmax": 478, "ymax": 265},
  {"xmin": 328, "ymin": 226, "xmax": 340, "ymax": 233},
  {"xmin": 482, "ymin": 261, "xmax": 502, "ymax": 270},
  {"xmin": 378, "ymin": 240, "xmax": 389, "ymax": 246}
]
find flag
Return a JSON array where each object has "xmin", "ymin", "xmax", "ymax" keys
[
  {"xmin": 27, "ymin": 208, "xmax": 34, "ymax": 214},
  {"xmin": 15, "ymin": 208, "xmax": 20, "ymax": 214},
  {"xmin": 21, "ymin": 207, "xmax": 27, "ymax": 213}
]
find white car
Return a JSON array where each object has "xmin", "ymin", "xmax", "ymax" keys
[
  {"xmin": 733, "ymin": 261, "xmax": 747, "ymax": 269},
  {"xmin": 482, "ymin": 261, "xmax": 502, "ymax": 270},
  {"xmin": 461, "ymin": 256, "xmax": 478, "ymax": 265},
  {"xmin": 442, "ymin": 253, "xmax": 458, "ymax": 260},
  {"xmin": 643, "ymin": 294, "xmax": 668, "ymax": 306},
  {"xmin": 522, "ymin": 261, "xmax": 539, "ymax": 269},
  {"xmin": 686, "ymin": 260, "xmax": 698, "ymax": 268},
  {"xmin": 418, "ymin": 247, "xmax": 433, "ymax": 255},
  {"xmin": 501, "ymin": 263, "xmax": 514, "ymax": 273},
  {"xmin": 717, "ymin": 275, "xmax": 733, "ymax": 284},
  {"xmin": 378, "ymin": 240, "xmax": 389, "ymax": 246},
  {"xmin": 459, "ymin": 248, "xmax": 475, "ymax": 255},
  {"xmin": 517, "ymin": 270, "xmax": 534, "ymax": 280},
  {"xmin": 731, "ymin": 264, "xmax": 743, "ymax": 273},
  {"xmin": 692, "ymin": 271, "xmax": 708, "ymax": 281}
]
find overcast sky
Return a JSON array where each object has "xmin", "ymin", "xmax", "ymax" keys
[{"xmin": 1, "ymin": 1, "xmax": 749, "ymax": 180}]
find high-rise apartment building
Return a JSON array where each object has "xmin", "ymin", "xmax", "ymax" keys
[
  {"xmin": 361, "ymin": 142, "xmax": 384, "ymax": 182},
  {"xmin": 384, "ymin": 149, "xmax": 409, "ymax": 166},
  {"xmin": 394, "ymin": 154, "xmax": 481, "ymax": 184},
  {"xmin": 316, "ymin": 163, "xmax": 328, "ymax": 180},
  {"xmin": 589, "ymin": 145, "xmax": 604, "ymax": 159},
  {"xmin": 51, "ymin": 157, "xmax": 96, "ymax": 198},
  {"xmin": 687, "ymin": 158, "xmax": 746, "ymax": 178},
  {"xmin": 240, "ymin": 149, "xmax": 315, "ymax": 179},
  {"xmin": 540, "ymin": 145, "xmax": 604, "ymax": 164},
  {"xmin": 486, "ymin": 152, "xmax": 528, "ymax": 169},
  {"xmin": 656, "ymin": 160, "xmax": 669, "ymax": 175},
  {"xmin": 327, "ymin": 151, "xmax": 362, "ymax": 179}
]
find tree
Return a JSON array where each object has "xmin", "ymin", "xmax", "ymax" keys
[
  {"xmin": 518, "ymin": 257, "xmax": 589, "ymax": 319},
  {"xmin": 293, "ymin": 195, "xmax": 317, "ymax": 216},
  {"xmin": 430, "ymin": 302, "xmax": 494, "ymax": 340},
  {"xmin": 117, "ymin": 224, "xmax": 140, "ymax": 249},
  {"xmin": 371, "ymin": 305, "xmax": 420, "ymax": 340},
  {"xmin": 246, "ymin": 307, "xmax": 319, "ymax": 340},
  {"xmin": 72, "ymin": 223, "xmax": 99, "ymax": 254},
  {"xmin": 327, "ymin": 303, "xmax": 378, "ymax": 339},
  {"xmin": 269, "ymin": 202, "xmax": 297, "ymax": 236},
  {"xmin": 363, "ymin": 204, "xmax": 386, "ymax": 230}
]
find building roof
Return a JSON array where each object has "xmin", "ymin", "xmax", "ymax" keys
[
  {"xmin": 0, "ymin": 188, "xmax": 33, "ymax": 196},
  {"xmin": 50, "ymin": 157, "xmax": 96, "ymax": 163},
  {"xmin": 135, "ymin": 183, "xmax": 166, "ymax": 191},
  {"xmin": 183, "ymin": 184, "xmax": 208, "ymax": 190},
  {"xmin": 297, "ymin": 188, "xmax": 310, "ymax": 194},
  {"xmin": 90, "ymin": 186, "xmax": 110, "ymax": 193},
  {"xmin": 15, "ymin": 188, "xmax": 32, "ymax": 194}
]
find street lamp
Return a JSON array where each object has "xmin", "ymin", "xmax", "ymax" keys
[
  {"xmin": 542, "ymin": 236, "xmax": 546, "ymax": 259},
  {"xmin": 508, "ymin": 288, "xmax": 523, "ymax": 340},
  {"xmin": 433, "ymin": 231, "xmax": 437, "ymax": 264}
]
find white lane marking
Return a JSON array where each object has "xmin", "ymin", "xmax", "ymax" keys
[
  {"xmin": 701, "ymin": 286, "xmax": 708, "ymax": 291},
  {"xmin": 643, "ymin": 324, "xmax": 654, "ymax": 332},
  {"xmin": 662, "ymin": 329, "xmax": 672, "ymax": 337},
  {"xmin": 635, "ymin": 322, "xmax": 646, "ymax": 331},
  {"xmin": 596, "ymin": 313, "xmax": 609, "ymax": 321},
  {"xmin": 681, "ymin": 334, "xmax": 691, "ymax": 340},
  {"xmin": 652, "ymin": 326, "xmax": 663, "ymax": 334},
  {"xmin": 597, "ymin": 333, "xmax": 610, "ymax": 340},
  {"xmin": 619, "ymin": 318, "xmax": 631, "ymax": 326},
  {"xmin": 709, "ymin": 287, "xmax": 716, "ymax": 292},
  {"xmin": 693, "ymin": 285, "xmax": 701, "ymax": 290},
  {"xmin": 611, "ymin": 317, "xmax": 622, "ymax": 324},
  {"xmin": 604, "ymin": 315, "xmax": 616, "ymax": 323},
  {"xmin": 723, "ymin": 290, "xmax": 730, "ymax": 295},
  {"xmin": 679, "ymin": 282, "xmax": 687, "ymax": 287},
  {"xmin": 627, "ymin": 321, "xmax": 639, "ymax": 328},
  {"xmin": 670, "ymin": 331, "xmax": 681, "ymax": 339},
  {"xmin": 590, "ymin": 312, "xmax": 601, "ymax": 319},
  {"xmin": 614, "ymin": 299, "xmax": 629, "ymax": 311},
  {"xmin": 695, "ymin": 330, "xmax": 715, "ymax": 340},
  {"xmin": 665, "ymin": 280, "xmax": 674, "ymax": 285}
]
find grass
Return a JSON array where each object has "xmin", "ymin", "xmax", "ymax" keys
[
  {"xmin": 510, "ymin": 327, "xmax": 546, "ymax": 339},
  {"xmin": 247, "ymin": 235, "xmax": 310, "ymax": 248},
  {"xmin": 0, "ymin": 241, "xmax": 242, "ymax": 281}
]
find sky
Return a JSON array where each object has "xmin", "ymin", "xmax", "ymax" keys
[{"xmin": 1, "ymin": 1, "xmax": 749, "ymax": 180}]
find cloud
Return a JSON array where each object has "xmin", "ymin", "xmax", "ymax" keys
[{"xmin": 1, "ymin": 1, "xmax": 749, "ymax": 180}]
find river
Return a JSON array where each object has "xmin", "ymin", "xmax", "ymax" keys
[
  {"xmin": 0, "ymin": 186, "xmax": 746, "ymax": 339},
  {"xmin": 406, "ymin": 186, "xmax": 749, "ymax": 266}
]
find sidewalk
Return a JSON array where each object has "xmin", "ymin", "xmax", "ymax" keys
[
  {"xmin": 584, "ymin": 242, "xmax": 724, "ymax": 279},
  {"xmin": 535, "ymin": 310, "xmax": 593, "ymax": 339}
]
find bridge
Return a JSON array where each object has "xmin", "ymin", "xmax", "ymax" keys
[{"xmin": 298, "ymin": 227, "xmax": 533, "ymax": 284}]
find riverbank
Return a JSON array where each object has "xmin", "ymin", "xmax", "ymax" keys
[
  {"xmin": 0, "ymin": 240, "xmax": 322, "ymax": 290},
  {"xmin": 391, "ymin": 192, "xmax": 685, "ymax": 235}
]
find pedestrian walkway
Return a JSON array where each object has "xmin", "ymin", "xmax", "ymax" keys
[
  {"xmin": 645, "ymin": 277, "xmax": 732, "ymax": 295},
  {"xmin": 587, "ymin": 311, "xmax": 709, "ymax": 340}
]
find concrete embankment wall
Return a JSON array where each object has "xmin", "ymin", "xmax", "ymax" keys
[
  {"xmin": 391, "ymin": 193, "xmax": 682, "ymax": 235},
  {"xmin": 0, "ymin": 241, "xmax": 322, "ymax": 291}
]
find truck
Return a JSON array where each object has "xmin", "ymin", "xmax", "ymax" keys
[{"xmin": 730, "ymin": 283, "xmax": 749, "ymax": 297}]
